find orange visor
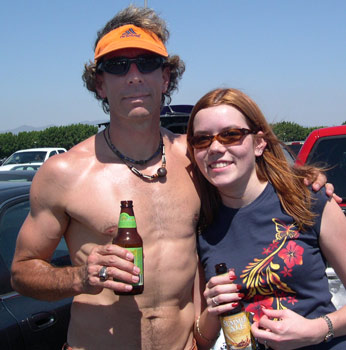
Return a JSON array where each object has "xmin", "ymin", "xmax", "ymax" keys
[{"xmin": 94, "ymin": 24, "xmax": 168, "ymax": 62}]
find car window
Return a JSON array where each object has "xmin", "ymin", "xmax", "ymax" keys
[
  {"xmin": 0, "ymin": 199, "xmax": 70, "ymax": 281},
  {"xmin": 307, "ymin": 136, "xmax": 346, "ymax": 201},
  {"xmin": 281, "ymin": 146, "xmax": 295, "ymax": 165},
  {"xmin": 48, "ymin": 151, "xmax": 57, "ymax": 158},
  {"xmin": 3, "ymin": 152, "xmax": 46, "ymax": 165},
  {"xmin": 0, "ymin": 200, "xmax": 30, "ymax": 270}
]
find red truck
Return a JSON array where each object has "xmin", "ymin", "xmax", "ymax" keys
[
  {"xmin": 296, "ymin": 125, "xmax": 346, "ymax": 310},
  {"xmin": 296, "ymin": 125, "xmax": 346, "ymax": 214}
]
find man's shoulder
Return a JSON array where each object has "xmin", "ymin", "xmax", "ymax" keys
[{"xmin": 34, "ymin": 135, "xmax": 98, "ymax": 185}]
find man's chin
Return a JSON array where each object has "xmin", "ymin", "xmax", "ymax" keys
[{"xmin": 128, "ymin": 107, "xmax": 152, "ymax": 120}]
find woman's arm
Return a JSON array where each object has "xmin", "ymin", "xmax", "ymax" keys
[
  {"xmin": 193, "ymin": 260, "xmax": 243, "ymax": 349},
  {"xmin": 252, "ymin": 197, "xmax": 346, "ymax": 349}
]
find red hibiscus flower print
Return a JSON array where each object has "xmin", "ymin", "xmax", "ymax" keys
[
  {"xmin": 246, "ymin": 295, "xmax": 274, "ymax": 322},
  {"xmin": 278, "ymin": 241, "xmax": 304, "ymax": 269}
]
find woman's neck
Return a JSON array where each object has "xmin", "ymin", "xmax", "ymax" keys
[{"xmin": 219, "ymin": 179, "xmax": 268, "ymax": 209}]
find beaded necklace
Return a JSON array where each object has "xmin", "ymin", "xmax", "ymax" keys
[
  {"xmin": 106, "ymin": 127, "xmax": 162, "ymax": 165},
  {"xmin": 103, "ymin": 127, "xmax": 167, "ymax": 181}
]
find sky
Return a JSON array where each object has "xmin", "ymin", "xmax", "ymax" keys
[{"xmin": 1, "ymin": 0, "xmax": 346, "ymax": 133}]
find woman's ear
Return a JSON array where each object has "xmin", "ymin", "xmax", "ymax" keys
[{"xmin": 254, "ymin": 131, "xmax": 267, "ymax": 157}]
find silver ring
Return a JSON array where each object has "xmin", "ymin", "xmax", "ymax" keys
[
  {"xmin": 98, "ymin": 266, "xmax": 108, "ymax": 281},
  {"xmin": 212, "ymin": 297, "xmax": 219, "ymax": 306},
  {"xmin": 264, "ymin": 340, "xmax": 269, "ymax": 349}
]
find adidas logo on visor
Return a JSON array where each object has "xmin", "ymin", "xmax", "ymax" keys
[{"xmin": 120, "ymin": 28, "xmax": 140, "ymax": 38}]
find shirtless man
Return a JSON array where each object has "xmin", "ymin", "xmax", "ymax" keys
[
  {"xmin": 11, "ymin": 6, "xmax": 199, "ymax": 350},
  {"xmin": 11, "ymin": 5, "xmax": 331, "ymax": 350}
]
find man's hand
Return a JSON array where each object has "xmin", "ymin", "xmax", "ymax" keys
[
  {"xmin": 304, "ymin": 171, "xmax": 342, "ymax": 203},
  {"xmin": 83, "ymin": 244, "xmax": 140, "ymax": 294}
]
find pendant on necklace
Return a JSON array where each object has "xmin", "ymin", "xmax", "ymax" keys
[
  {"xmin": 103, "ymin": 127, "xmax": 167, "ymax": 181},
  {"xmin": 157, "ymin": 167, "xmax": 167, "ymax": 177}
]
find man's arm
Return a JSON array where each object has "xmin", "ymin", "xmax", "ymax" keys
[{"xmin": 11, "ymin": 159, "xmax": 139, "ymax": 301}]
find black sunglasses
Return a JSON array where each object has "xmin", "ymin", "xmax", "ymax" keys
[
  {"xmin": 97, "ymin": 55, "xmax": 165, "ymax": 75},
  {"xmin": 189, "ymin": 128, "xmax": 256, "ymax": 149}
]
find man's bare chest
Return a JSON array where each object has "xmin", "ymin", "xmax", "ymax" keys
[{"xmin": 64, "ymin": 167, "xmax": 200, "ymax": 245}]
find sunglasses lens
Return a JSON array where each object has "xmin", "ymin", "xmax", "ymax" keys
[
  {"xmin": 98, "ymin": 56, "xmax": 163, "ymax": 75},
  {"xmin": 101, "ymin": 59, "xmax": 129, "ymax": 74},
  {"xmin": 190, "ymin": 135, "xmax": 212, "ymax": 149},
  {"xmin": 219, "ymin": 129, "xmax": 244, "ymax": 144},
  {"xmin": 137, "ymin": 56, "xmax": 163, "ymax": 73},
  {"xmin": 191, "ymin": 129, "xmax": 251, "ymax": 149}
]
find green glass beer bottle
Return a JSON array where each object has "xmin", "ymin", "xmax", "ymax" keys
[{"xmin": 113, "ymin": 200, "xmax": 144, "ymax": 295}]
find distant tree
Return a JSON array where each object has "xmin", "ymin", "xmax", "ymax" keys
[
  {"xmin": 0, "ymin": 124, "xmax": 98, "ymax": 158},
  {"xmin": 38, "ymin": 124, "xmax": 98, "ymax": 149},
  {"xmin": 271, "ymin": 121, "xmax": 309, "ymax": 142},
  {"xmin": 342, "ymin": 121, "xmax": 346, "ymax": 125},
  {"xmin": 0, "ymin": 132, "xmax": 18, "ymax": 158}
]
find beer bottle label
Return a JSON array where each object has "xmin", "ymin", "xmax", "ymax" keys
[
  {"xmin": 118, "ymin": 213, "xmax": 137, "ymax": 228},
  {"xmin": 127, "ymin": 247, "xmax": 144, "ymax": 286},
  {"xmin": 221, "ymin": 311, "xmax": 253, "ymax": 349}
]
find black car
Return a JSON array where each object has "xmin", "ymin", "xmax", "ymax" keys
[
  {"xmin": 0, "ymin": 170, "xmax": 38, "ymax": 182},
  {"xmin": 0, "ymin": 182, "xmax": 71, "ymax": 350},
  {"xmin": 159, "ymin": 104, "xmax": 193, "ymax": 133}
]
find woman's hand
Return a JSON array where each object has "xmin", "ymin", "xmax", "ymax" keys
[
  {"xmin": 251, "ymin": 308, "xmax": 325, "ymax": 350},
  {"xmin": 203, "ymin": 269, "xmax": 244, "ymax": 316}
]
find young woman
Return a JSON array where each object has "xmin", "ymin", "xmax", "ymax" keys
[{"xmin": 187, "ymin": 88, "xmax": 346, "ymax": 350}]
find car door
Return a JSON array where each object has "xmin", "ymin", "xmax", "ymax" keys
[{"xmin": 0, "ymin": 193, "xmax": 72, "ymax": 350}]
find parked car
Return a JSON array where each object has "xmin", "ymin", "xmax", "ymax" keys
[
  {"xmin": 0, "ymin": 147, "xmax": 67, "ymax": 171},
  {"xmin": 284, "ymin": 140, "xmax": 305, "ymax": 157},
  {"xmin": 281, "ymin": 144, "xmax": 296, "ymax": 165},
  {"xmin": 326, "ymin": 267, "xmax": 346, "ymax": 310},
  {"xmin": 295, "ymin": 125, "xmax": 346, "ymax": 310},
  {"xmin": 0, "ymin": 170, "xmax": 37, "ymax": 182},
  {"xmin": 296, "ymin": 125, "xmax": 346, "ymax": 213},
  {"xmin": 0, "ymin": 181, "xmax": 71, "ymax": 350},
  {"xmin": 160, "ymin": 104, "xmax": 193, "ymax": 133}
]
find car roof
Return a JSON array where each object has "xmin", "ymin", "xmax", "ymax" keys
[
  {"xmin": 160, "ymin": 105, "xmax": 193, "ymax": 115},
  {"xmin": 13, "ymin": 147, "xmax": 65, "ymax": 153},
  {"xmin": 0, "ymin": 182, "xmax": 31, "ymax": 204}
]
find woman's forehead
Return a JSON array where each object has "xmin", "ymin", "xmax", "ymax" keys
[{"xmin": 194, "ymin": 105, "xmax": 247, "ymax": 130}]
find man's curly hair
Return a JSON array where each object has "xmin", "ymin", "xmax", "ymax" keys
[{"xmin": 82, "ymin": 5, "xmax": 185, "ymax": 114}]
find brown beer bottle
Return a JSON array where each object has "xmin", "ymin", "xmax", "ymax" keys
[
  {"xmin": 113, "ymin": 200, "xmax": 144, "ymax": 295},
  {"xmin": 215, "ymin": 263, "xmax": 255, "ymax": 350}
]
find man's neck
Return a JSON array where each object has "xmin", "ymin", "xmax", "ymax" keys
[{"xmin": 107, "ymin": 118, "xmax": 161, "ymax": 162}]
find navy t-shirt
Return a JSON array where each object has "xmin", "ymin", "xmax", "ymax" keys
[{"xmin": 198, "ymin": 183, "xmax": 346, "ymax": 349}]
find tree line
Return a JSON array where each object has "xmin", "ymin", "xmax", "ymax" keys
[
  {"xmin": 271, "ymin": 121, "xmax": 345, "ymax": 142},
  {"xmin": 0, "ymin": 124, "xmax": 98, "ymax": 158},
  {"xmin": 0, "ymin": 120, "xmax": 345, "ymax": 159}
]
